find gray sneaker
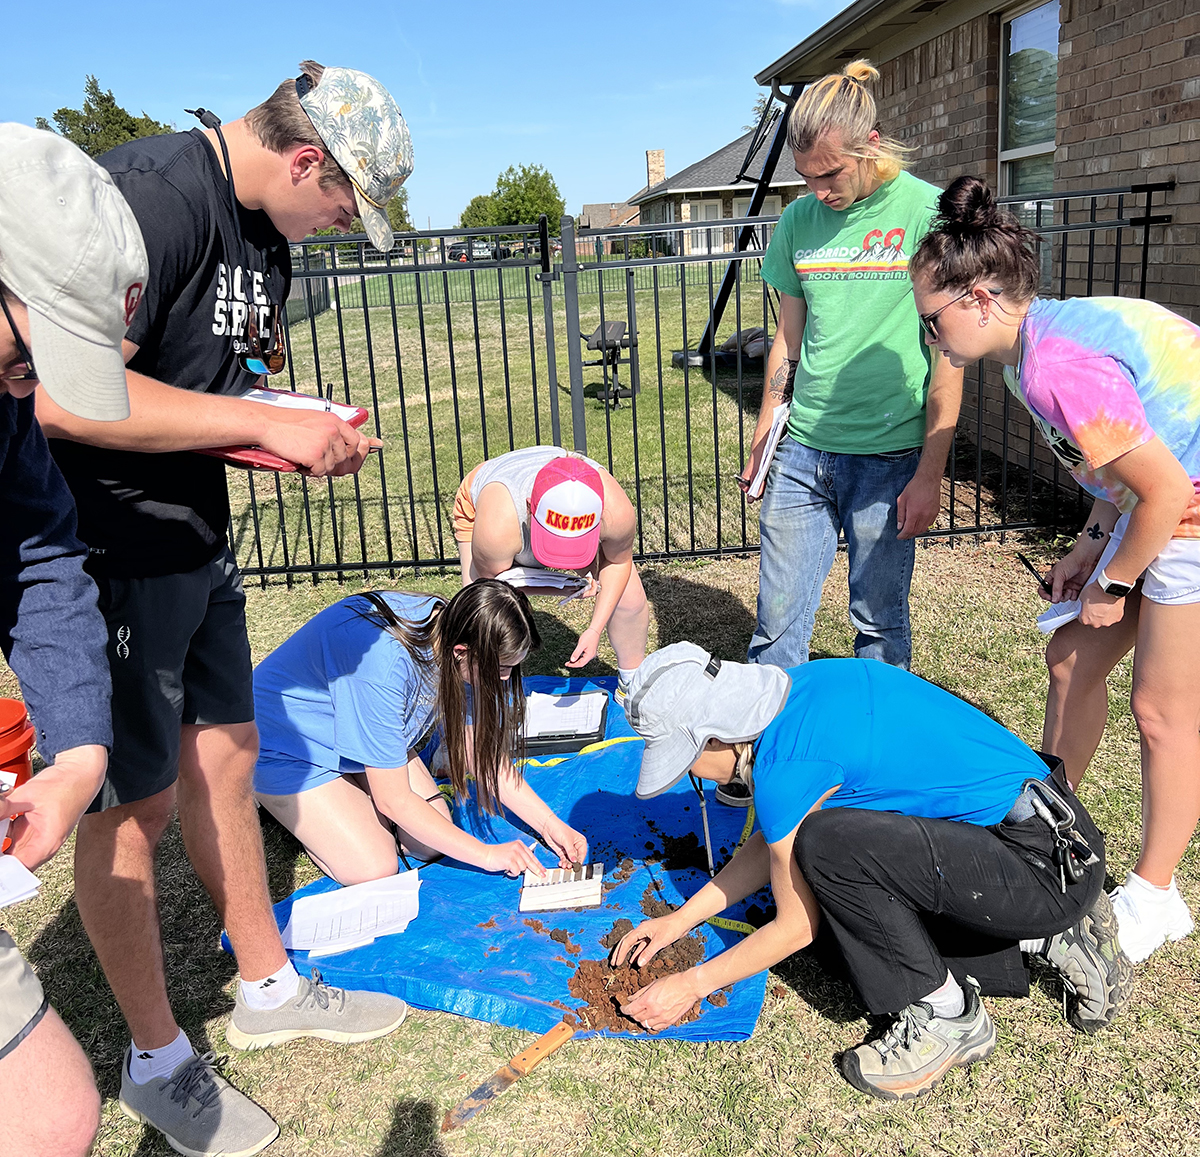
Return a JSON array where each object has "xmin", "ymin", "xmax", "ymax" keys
[
  {"xmin": 1039, "ymin": 890, "xmax": 1135, "ymax": 1033},
  {"xmin": 119, "ymin": 1048, "xmax": 279, "ymax": 1157},
  {"xmin": 226, "ymin": 968, "xmax": 408, "ymax": 1051},
  {"xmin": 839, "ymin": 976, "xmax": 997, "ymax": 1101}
]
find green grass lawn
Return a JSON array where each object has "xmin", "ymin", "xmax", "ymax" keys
[{"xmin": 4, "ymin": 540, "xmax": 1199, "ymax": 1156}]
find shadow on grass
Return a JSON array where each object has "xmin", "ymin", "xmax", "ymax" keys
[
  {"xmin": 373, "ymin": 1098, "xmax": 450, "ymax": 1157},
  {"xmin": 642, "ymin": 568, "xmax": 758, "ymax": 660}
]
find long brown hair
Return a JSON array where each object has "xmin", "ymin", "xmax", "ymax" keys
[
  {"xmin": 910, "ymin": 175, "xmax": 1042, "ymax": 302},
  {"xmin": 434, "ymin": 580, "xmax": 540, "ymax": 814}
]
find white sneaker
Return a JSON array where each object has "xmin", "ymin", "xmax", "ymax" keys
[{"xmin": 1109, "ymin": 874, "xmax": 1195, "ymax": 963}]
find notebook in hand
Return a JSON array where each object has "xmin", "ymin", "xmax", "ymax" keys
[
  {"xmin": 197, "ymin": 387, "xmax": 370, "ymax": 472},
  {"xmin": 745, "ymin": 404, "xmax": 790, "ymax": 500}
]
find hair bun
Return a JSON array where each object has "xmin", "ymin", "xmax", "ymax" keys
[
  {"xmin": 936, "ymin": 175, "xmax": 1001, "ymax": 236},
  {"xmin": 841, "ymin": 59, "xmax": 880, "ymax": 86}
]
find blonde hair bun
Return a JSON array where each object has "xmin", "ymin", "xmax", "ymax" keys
[{"xmin": 842, "ymin": 60, "xmax": 880, "ymax": 86}]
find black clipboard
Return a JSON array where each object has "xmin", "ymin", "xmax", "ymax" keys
[{"xmin": 522, "ymin": 694, "xmax": 609, "ymax": 757}]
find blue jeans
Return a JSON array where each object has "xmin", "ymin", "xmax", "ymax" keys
[{"xmin": 748, "ymin": 436, "xmax": 920, "ymax": 669}]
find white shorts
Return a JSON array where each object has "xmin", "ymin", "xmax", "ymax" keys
[{"xmin": 1090, "ymin": 513, "xmax": 1200, "ymax": 605}]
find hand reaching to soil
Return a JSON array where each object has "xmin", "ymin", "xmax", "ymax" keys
[
  {"xmin": 609, "ymin": 915, "xmax": 683, "ymax": 969},
  {"xmin": 619, "ymin": 972, "xmax": 704, "ymax": 1033}
]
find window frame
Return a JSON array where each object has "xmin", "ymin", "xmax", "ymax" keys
[{"xmin": 998, "ymin": 0, "xmax": 1060, "ymax": 196}]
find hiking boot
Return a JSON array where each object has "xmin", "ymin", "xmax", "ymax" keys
[
  {"xmin": 119, "ymin": 1048, "xmax": 279, "ymax": 1157},
  {"xmin": 226, "ymin": 968, "xmax": 408, "ymax": 1051},
  {"xmin": 1038, "ymin": 890, "xmax": 1134, "ymax": 1033},
  {"xmin": 839, "ymin": 977, "xmax": 996, "ymax": 1101},
  {"xmin": 1110, "ymin": 874, "xmax": 1195, "ymax": 963}
]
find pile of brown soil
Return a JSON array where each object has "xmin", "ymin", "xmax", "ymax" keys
[
  {"xmin": 598, "ymin": 918, "xmax": 635, "ymax": 950},
  {"xmin": 476, "ymin": 917, "xmax": 497, "ymax": 929},
  {"xmin": 565, "ymin": 926, "xmax": 707, "ymax": 1033},
  {"xmin": 640, "ymin": 880, "xmax": 676, "ymax": 920}
]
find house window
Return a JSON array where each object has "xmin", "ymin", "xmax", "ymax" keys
[{"xmin": 999, "ymin": 0, "xmax": 1059, "ymax": 195}]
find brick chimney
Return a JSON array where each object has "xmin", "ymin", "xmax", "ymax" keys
[{"xmin": 646, "ymin": 149, "xmax": 665, "ymax": 190}]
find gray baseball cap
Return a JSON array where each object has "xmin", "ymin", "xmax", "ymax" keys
[
  {"xmin": 624, "ymin": 642, "xmax": 792, "ymax": 799},
  {"xmin": 0, "ymin": 123, "xmax": 147, "ymax": 421}
]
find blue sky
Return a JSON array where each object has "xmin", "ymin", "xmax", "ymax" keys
[{"xmin": 2, "ymin": 0, "xmax": 838, "ymax": 230}]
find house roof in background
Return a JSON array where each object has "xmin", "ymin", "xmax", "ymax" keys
[
  {"xmin": 628, "ymin": 116, "xmax": 805, "ymax": 206},
  {"xmin": 579, "ymin": 202, "xmax": 639, "ymax": 230},
  {"xmin": 754, "ymin": 0, "xmax": 969, "ymax": 85}
]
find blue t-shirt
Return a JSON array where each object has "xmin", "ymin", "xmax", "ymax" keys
[
  {"xmin": 752, "ymin": 659, "xmax": 1045, "ymax": 844},
  {"xmin": 253, "ymin": 592, "xmax": 440, "ymax": 776}
]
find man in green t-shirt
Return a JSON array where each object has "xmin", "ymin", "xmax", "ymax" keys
[{"xmin": 738, "ymin": 63, "xmax": 963, "ymax": 669}]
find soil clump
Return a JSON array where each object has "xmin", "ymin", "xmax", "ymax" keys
[
  {"xmin": 645, "ymin": 822, "xmax": 710, "ymax": 873},
  {"xmin": 640, "ymin": 880, "xmax": 676, "ymax": 920},
  {"xmin": 566, "ymin": 926, "xmax": 706, "ymax": 1033},
  {"xmin": 549, "ymin": 927, "xmax": 582, "ymax": 956},
  {"xmin": 522, "ymin": 918, "xmax": 547, "ymax": 934},
  {"xmin": 476, "ymin": 917, "xmax": 497, "ymax": 929},
  {"xmin": 599, "ymin": 918, "xmax": 635, "ymax": 950}
]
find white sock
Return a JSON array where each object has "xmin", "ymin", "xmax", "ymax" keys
[
  {"xmin": 617, "ymin": 666, "xmax": 639, "ymax": 685},
  {"xmin": 1019, "ymin": 937, "xmax": 1047, "ymax": 954},
  {"xmin": 128, "ymin": 1028, "xmax": 193, "ymax": 1085},
  {"xmin": 919, "ymin": 971, "xmax": 965, "ymax": 1019},
  {"xmin": 1126, "ymin": 870, "xmax": 1173, "ymax": 899},
  {"xmin": 239, "ymin": 960, "xmax": 301, "ymax": 1011}
]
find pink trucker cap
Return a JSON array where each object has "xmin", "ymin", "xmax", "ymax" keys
[{"xmin": 530, "ymin": 456, "xmax": 605, "ymax": 570}]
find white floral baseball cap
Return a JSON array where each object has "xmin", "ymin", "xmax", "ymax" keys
[{"xmin": 297, "ymin": 66, "xmax": 413, "ymax": 253}]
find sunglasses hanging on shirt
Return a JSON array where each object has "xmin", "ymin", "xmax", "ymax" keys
[{"xmin": 187, "ymin": 107, "xmax": 287, "ymax": 378}]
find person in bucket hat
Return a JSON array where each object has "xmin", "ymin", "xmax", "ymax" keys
[
  {"xmin": 0, "ymin": 123, "xmax": 147, "ymax": 1157},
  {"xmin": 453, "ymin": 445, "xmax": 650, "ymax": 687},
  {"xmin": 613, "ymin": 644, "xmax": 1131, "ymax": 1100},
  {"xmin": 34, "ymin": 62, "xmax": 410, "ymax": 1157}
]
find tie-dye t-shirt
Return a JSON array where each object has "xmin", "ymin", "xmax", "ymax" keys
[{"xmin": 1002, "ymin": 297, "xmax": 1200, "ymax": 537}]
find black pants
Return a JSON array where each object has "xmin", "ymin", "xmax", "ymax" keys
[{"xmin": 795, "ymin": 790, "xmax": 1105, "ymax": 1015}]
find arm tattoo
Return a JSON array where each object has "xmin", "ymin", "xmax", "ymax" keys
[
  {"xmin": 1086, "ymin": 522, "xmax": 1105, "ymax": 541},
  {"xmin": 768, "ymin": 358, "xmax": 798, "ymax": 404}
]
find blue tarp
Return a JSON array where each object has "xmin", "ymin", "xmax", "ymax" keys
[{"xmin": 253, "ymin": 676, "xmax": 770, "ymax": 1040}]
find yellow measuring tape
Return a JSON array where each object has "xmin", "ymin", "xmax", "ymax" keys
[
  {"xmin": 519, "ymin": 734, "xmax": 641, "ymax": 769},
  {"xmin": 702, "ymin": 802, "xmax": 759, "ymax": 938}
]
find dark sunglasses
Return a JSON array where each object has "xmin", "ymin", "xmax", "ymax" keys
[
  {"xmin": 0, "ymin": 294, "xmax": 37, "ymax": 383},
  {"xmin": 240, "ymin": 303, "xmax": 286, "ymax": 376},
  {"xmin": 919, "ymin": 286, "xmax": 1003, "ymax": 341}
]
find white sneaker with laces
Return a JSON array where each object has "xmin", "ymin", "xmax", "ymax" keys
[{"xmin": 1110, "ymin": 874, "xmax": 1195, "ymax": 963}]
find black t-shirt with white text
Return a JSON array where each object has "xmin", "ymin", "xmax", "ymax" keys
[{"xmin": 49, "ymin": 129, "xmax": 291, "ymax": 578}]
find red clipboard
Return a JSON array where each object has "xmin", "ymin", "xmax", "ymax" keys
[{"xmin": 196, "ymin": 387, "xmax": 370, "ymax": 473}]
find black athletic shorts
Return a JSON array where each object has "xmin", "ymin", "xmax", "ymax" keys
[{"xmin": 87, "ymin": 547, "xmax": 255, "ymax": 812}]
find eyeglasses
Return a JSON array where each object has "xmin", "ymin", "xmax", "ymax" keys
[
  {"xmin": 0, "ymin": 295, "xmax": 37, "ymax": 383},
  {"xmin": 918, "ymin": 287, "xmax": 1003, "ymax": 341},
  {"xmin": 240, "ymin": 303, "xmax": 286, "ymax": 376}
]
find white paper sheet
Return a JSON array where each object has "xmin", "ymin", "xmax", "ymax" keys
[
  {"xmin": 279, "ymin": 870, "xmax": 421, "ymax": 957},
  {"xmin": 493, "ymin": 566, "xmax": 586, "ymax": 591},
  {"xmin": 238, "ymin": 387, "xmax": 363, "ymax": 423},
  {"xmin": 524, "ymin": 690, "xmax": 607, "ymax": 739},
  {"xmin": 0, "ymin": 852, "xmax": 40, "ymax": 909},
  {"xmin": 746, "ymin": 404, "xmax": 790, "ymax": 499}
]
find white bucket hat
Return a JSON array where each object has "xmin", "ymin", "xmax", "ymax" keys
[
  {"xmin": 0, "ymin": 123, "xmax": 147, "ymax": 421},
  {"xmin": 624, "ymin": 642, "xmax": 792, "ymax": 799},
  {"xmin": 297, "ymin": 67, "xmax": 413, "ymax": 254}
]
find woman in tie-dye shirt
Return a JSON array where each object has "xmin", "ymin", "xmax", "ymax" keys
[{"xmin": 909, "ymin": 176, "xmax": 1200, "ymax": 967}]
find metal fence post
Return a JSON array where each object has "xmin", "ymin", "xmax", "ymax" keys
[
  {"xmin": 535, "ymin": 214, "xmax": 563, "ymax": 447},
  {"xmin": 560, "ymin": 214, "xmax": 587, "ymax": 454}
]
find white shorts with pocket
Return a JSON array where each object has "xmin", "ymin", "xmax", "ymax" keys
[{"xmin": 1090, "ymin": 512, "xmax": 1200, "ymax": 605}]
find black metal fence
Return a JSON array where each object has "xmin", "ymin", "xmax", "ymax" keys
[{"xmin": 228, "ymin": 181, "xmax": 1173, "ymax": 585}]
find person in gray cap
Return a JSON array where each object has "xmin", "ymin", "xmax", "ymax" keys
[
  {"xmin": 611, "ymin": 643, "xmax": 1132, "ymax": 1101},
  {"xmin": 32, "ymin": 61, "xmax": 413, "ymax": 1157},
  {"xmin": 0, "ymin": 122, "xmax": 145, "ymax": 1157}
]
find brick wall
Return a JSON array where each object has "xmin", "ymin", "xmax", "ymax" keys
[
  {"xmin": 1057, "ymin": 0, "xmax": 1199, "ymax": 322},
  {"xmin": 877, "ymin": 13, "xmax": 1001, "ymax": 192}
]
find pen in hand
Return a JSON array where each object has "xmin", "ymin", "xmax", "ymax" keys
[{"xmin": 1016, "ymin": 552, "xmax": 1053, "ymax": 595}]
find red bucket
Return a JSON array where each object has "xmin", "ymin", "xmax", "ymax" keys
[{"xmin": 0, "ymin": 699, "xmax": 35, "ymax": 852}]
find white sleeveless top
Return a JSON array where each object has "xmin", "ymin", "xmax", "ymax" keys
[{"xmin": 470, "ymin": 446, "xmax": 605, "ymax": 568}]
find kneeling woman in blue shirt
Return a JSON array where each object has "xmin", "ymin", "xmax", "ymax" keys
[
  {"xmin": 253, "ymin": 580, "xmax": 587, "ymax": 885},
  {"xmin": 613, "ymin": 644, "xmax": 1131, "ymax": 1101}
]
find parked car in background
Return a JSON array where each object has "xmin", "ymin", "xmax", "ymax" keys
[{"xmin": 446, "ymin": 238, "xmax": 512, "ymax": 262}]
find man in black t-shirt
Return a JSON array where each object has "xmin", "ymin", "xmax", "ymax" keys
[{"xmin": 36, "ymin": 63, "xmax": 414, "ymax": 1157}]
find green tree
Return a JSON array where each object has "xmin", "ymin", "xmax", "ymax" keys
[
  {"xmin": 743, "ymin": 91, "xmax": 772, "ymax": 133},
  {"xmin": 459, "ymin": 193, "xmax": 495, "ymax": 229},
  {"xmin": 489, "ymin": 164, "xmax": 565, "ymax": 228},
  {"xmin": 386, "ymin": 188, "xmax": 413, "ymax": 234},
  {"xmin": 37, "ymin": 75, "xmax": 172, "ymax": 158}
]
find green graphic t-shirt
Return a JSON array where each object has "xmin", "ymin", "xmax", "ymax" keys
[{"xmin": 760, "ymin": 171, "xmax": 941, "ymax": 454}]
